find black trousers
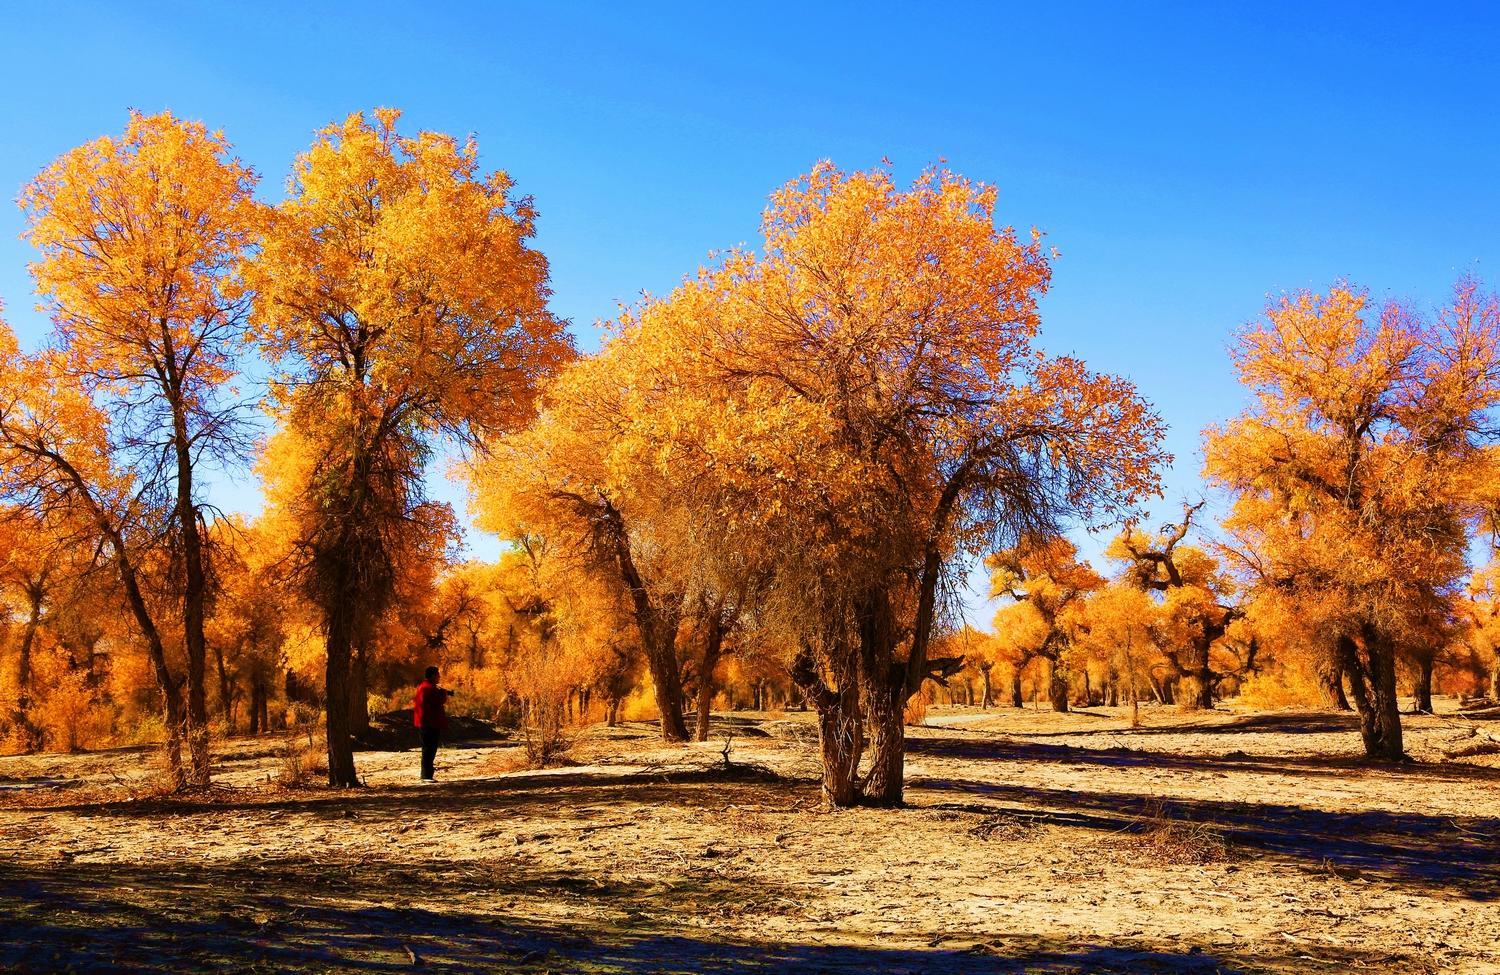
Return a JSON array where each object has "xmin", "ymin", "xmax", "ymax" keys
[{"xmin": 420, "ymin": 726, "xmax": 442, "ymax": 779}]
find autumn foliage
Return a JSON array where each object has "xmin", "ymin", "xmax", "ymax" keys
[{"xmin": 3, "ymin": 109, "xmax": 1500, "ymax": 799}]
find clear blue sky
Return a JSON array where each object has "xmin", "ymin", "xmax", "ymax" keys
[{"xmin": 2, "ymin": 2, "xmax": 1497, "ymax": 625}]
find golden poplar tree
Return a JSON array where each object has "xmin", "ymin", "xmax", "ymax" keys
[
  {"xmin": 1205, "ymin": 282, "xmax": 1500, "ymax": 758},
  {"xmin": 243, "ymin": 109, "xmax": 571, "ymax": 786},
  {"xmin": 3, "ymin": 113, "xmax": 257, "ymax": 783}
]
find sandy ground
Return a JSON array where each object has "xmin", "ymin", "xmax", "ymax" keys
[{"xmin": 2, "ymin": 700, "xmax": 1498, "ymax": 974}]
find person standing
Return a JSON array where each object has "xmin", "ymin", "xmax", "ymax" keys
[{"xmin": 413, "ymin": 666, "xmax": 451, "ymax": 781}]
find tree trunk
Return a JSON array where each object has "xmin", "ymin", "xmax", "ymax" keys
[
  {"xmin": 694, "ymin": 613, "xmax": 725, "ymax": 742},
  {"xmin": 861, "ymin": 670, "xmax": 905, "ymax": 805},
  {"xmin": 1010, "ymin": 669, "xmax": 1024, "ymax": 708},
  {"xmin": 1320, "ymin": 657, "xmax": 1352, "ymax": 710},
  {"xmin": 167, "ymin": 389, "xmax": 212, "ymax": 788},
  {"xmin": 1413, "ymin": 653, "xmax": 1435, "ymax": 714},
  {"xmin": 347, "ymin": 643, "xmax": 371, "ymax": 735},
  {"xmin": 248, "ymin": 678, "xmax": 264, "ymax": 735},
  {"xmin": 324, "ymin": 604, "xmax": 360, "ymax": 787},
  {"xmin": 980, "ymin": 666, "xmax": 993, "ymax": 709},
  {"xmin": 1340, "ymin": 628, "xmax": 1405, "ymax": 760},
  {"xmin": 856, "ymin": 586, "xmax": 909, "ymax": 807},
  {"xmin": 10, "ymin": 585, "xmax": 44, "ymax": 752},
  {"xmin": 604, "ymin": 502, "xmax": 688, "ymax": 742},
  {"xmin": 792, "ymin": 643, "xmax": 863, "ymax": 807},
  {"xmin": 643, "ymin": 617, "xmax": 689, "ymax": 742},
  {"xmin": 1046, "ymin": 657, "xmax": 1069, "ymax": 713},
  {"xmin": 91, "ymin": 500, "xmax": 186, "ymax": 788},
  {"xmin": 1178, "ymin": 640, "xmax": 1215, "ymax": 711},
  {"xmin": 1491, "ymin": 662, "xmax": 1500, "ymax": 702},
  {"xmin": 213, "ymin": 639, "xmax": 235, "ymax": 733}
]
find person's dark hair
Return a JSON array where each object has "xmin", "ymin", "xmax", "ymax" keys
[{"xmin": 424, "ymin": 666, "xmax": 439, "ymax": 681}]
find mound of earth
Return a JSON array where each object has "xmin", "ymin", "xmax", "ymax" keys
[{"xmin": 351, "ymin": 709, "xmax": 509, "ymax": 751}]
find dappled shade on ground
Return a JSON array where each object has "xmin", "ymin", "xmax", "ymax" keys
[{"xmin": 3, "ymin": 702, "xmax": 1497, "ymax": 974}]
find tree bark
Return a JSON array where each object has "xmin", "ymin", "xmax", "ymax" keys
[
  {"xmin": 10, "ymin": 583, "xmax": 44, "ymax": 752},
  {"xmin": 1046, "ymin": 657, "xmax": 1069, "ymax": 713},
  {"xmin": 855, "ymin": 585, "xmax": 907, "ymax": 806},
  {"xmin": 792, "ymin": 642, "xmax": 862, "ymax": 807},
  {"xmin": 643, "ymin": 614, "xmax": 689, "ymax": 742},
  {"xmin": 1413, "ymin": 652, "xmax": 1435, "ymax": 714},
  {"xmin": 603, "ymin": 501, "xmax": 688, "ymax": 742},
  {"xmin": 165, "ymin": 356, "xmax": 212, "ymax": 787},
  {"xmin": 213, "ymin": 638, "xmax": 235, "ymax": 733},
  {"xmin": 1177, "ymin": 639, "xmax": 1216, "ymax": 711},
  {"xmin": 980, "ymin": 666, "xmax": 993, "ymax": 709},
  {"xmin": 348, "ymin": 642, "xmax": 371, "ymax": 734},
  {"xmin": 693, "ymin": 613, "xmax": 725, "ymax": 742},
  {"xmin": 1340, "ymin": 628, "xmax": 1405, "ymax": 760},
  {"xmin": 1011, "ymin": 669, "xmax": 1024, "ymax": 708},
  {"xmin": 324, "ymin": 601, "xmax": 360, "ymax": 787},
  {"xmin": 1319, "ymin": 657, "xmax": 1352, "ymax": 710}
]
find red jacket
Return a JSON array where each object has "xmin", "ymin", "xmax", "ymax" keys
[{"xmin": 413, "ymin": 680, "xmax": 449, "ymax": 731}]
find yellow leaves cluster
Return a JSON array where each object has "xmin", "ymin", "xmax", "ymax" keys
[
  {"xmin": 243, "ymin": 108, "xmax": 571, "ymax": 445},
  {"xmin": 1206, "ymin": 281, "xmax": 1500, "ymax": 654},
  {"xmin": 22, "ymin": 110, "xmax": 257, "ymax": 405}
]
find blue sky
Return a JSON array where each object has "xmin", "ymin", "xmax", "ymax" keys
[{"xmin": 2, "ymin": 2, "xmax": 1497, "ymax": 625}]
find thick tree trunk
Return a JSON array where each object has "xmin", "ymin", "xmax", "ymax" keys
[
  {"xmin": 861, "ymin": 672, "xmax": 905, "ymax": 806},
  {"xmin": 851, "ymin": 584, "xmax": 909, "ymax": 806},
  {"xmin": 644, "ymin": 620, "xmax": 689, "ymax": 742},
  {"xmin": 1178, "ymin": 640, "xmax": 1216, "ymax": 711},
  {"xmin": 1413, "ymin": 653, "xmax": 1435, "ymax": 714},
  {"xmin": 605, "ymin": 697, "xmax": 620, "ymax": 727},
  {"xmin": 1011, "ymin": 670, "xmax": 1024, "ymax": 708},
  {"xmin": 324, "ymin": 605, "xmax": 360, "ymax": 787},
  {"xmin": 1491, "ymin": 662, "xmax": 1500, "ymax": 702},
  {"xmin": 247, "ymin": 678, "xmax": 264, "ymax": 735},
  {"xmin": 792, "ymin": 643, "xmax": 863, "ymax": 807},
  {"xmin": 980, "ymin": 666, "xmax": 993, "ymax": 709},
  {"xmin": 1340, "ymin": 628, "xmax": 1405, "ymax": 760},
  {"xmin": 348, "ymin": 643, "xmax": 371, "ymax": 734},
  {"xmin": 1046, "ymin": 658, "xmax": 1069, "ymax": 713}
]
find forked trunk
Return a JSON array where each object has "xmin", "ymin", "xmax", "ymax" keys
[
  {"xmin": 793, "ymin": 643, "xmax": 864, "ymax": 807},
  {"xmin": 644, "ymin": 624, "xmax": 689, "ymax": 743}
]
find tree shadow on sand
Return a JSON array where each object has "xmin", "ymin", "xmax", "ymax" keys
[
  {"xmin": 0, "ymin": 857, "xmax": 1413, "ymax": 974},
  {"xmin": 903, "ymin": 754, "xmax": 1500, "ymax": 899}
]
